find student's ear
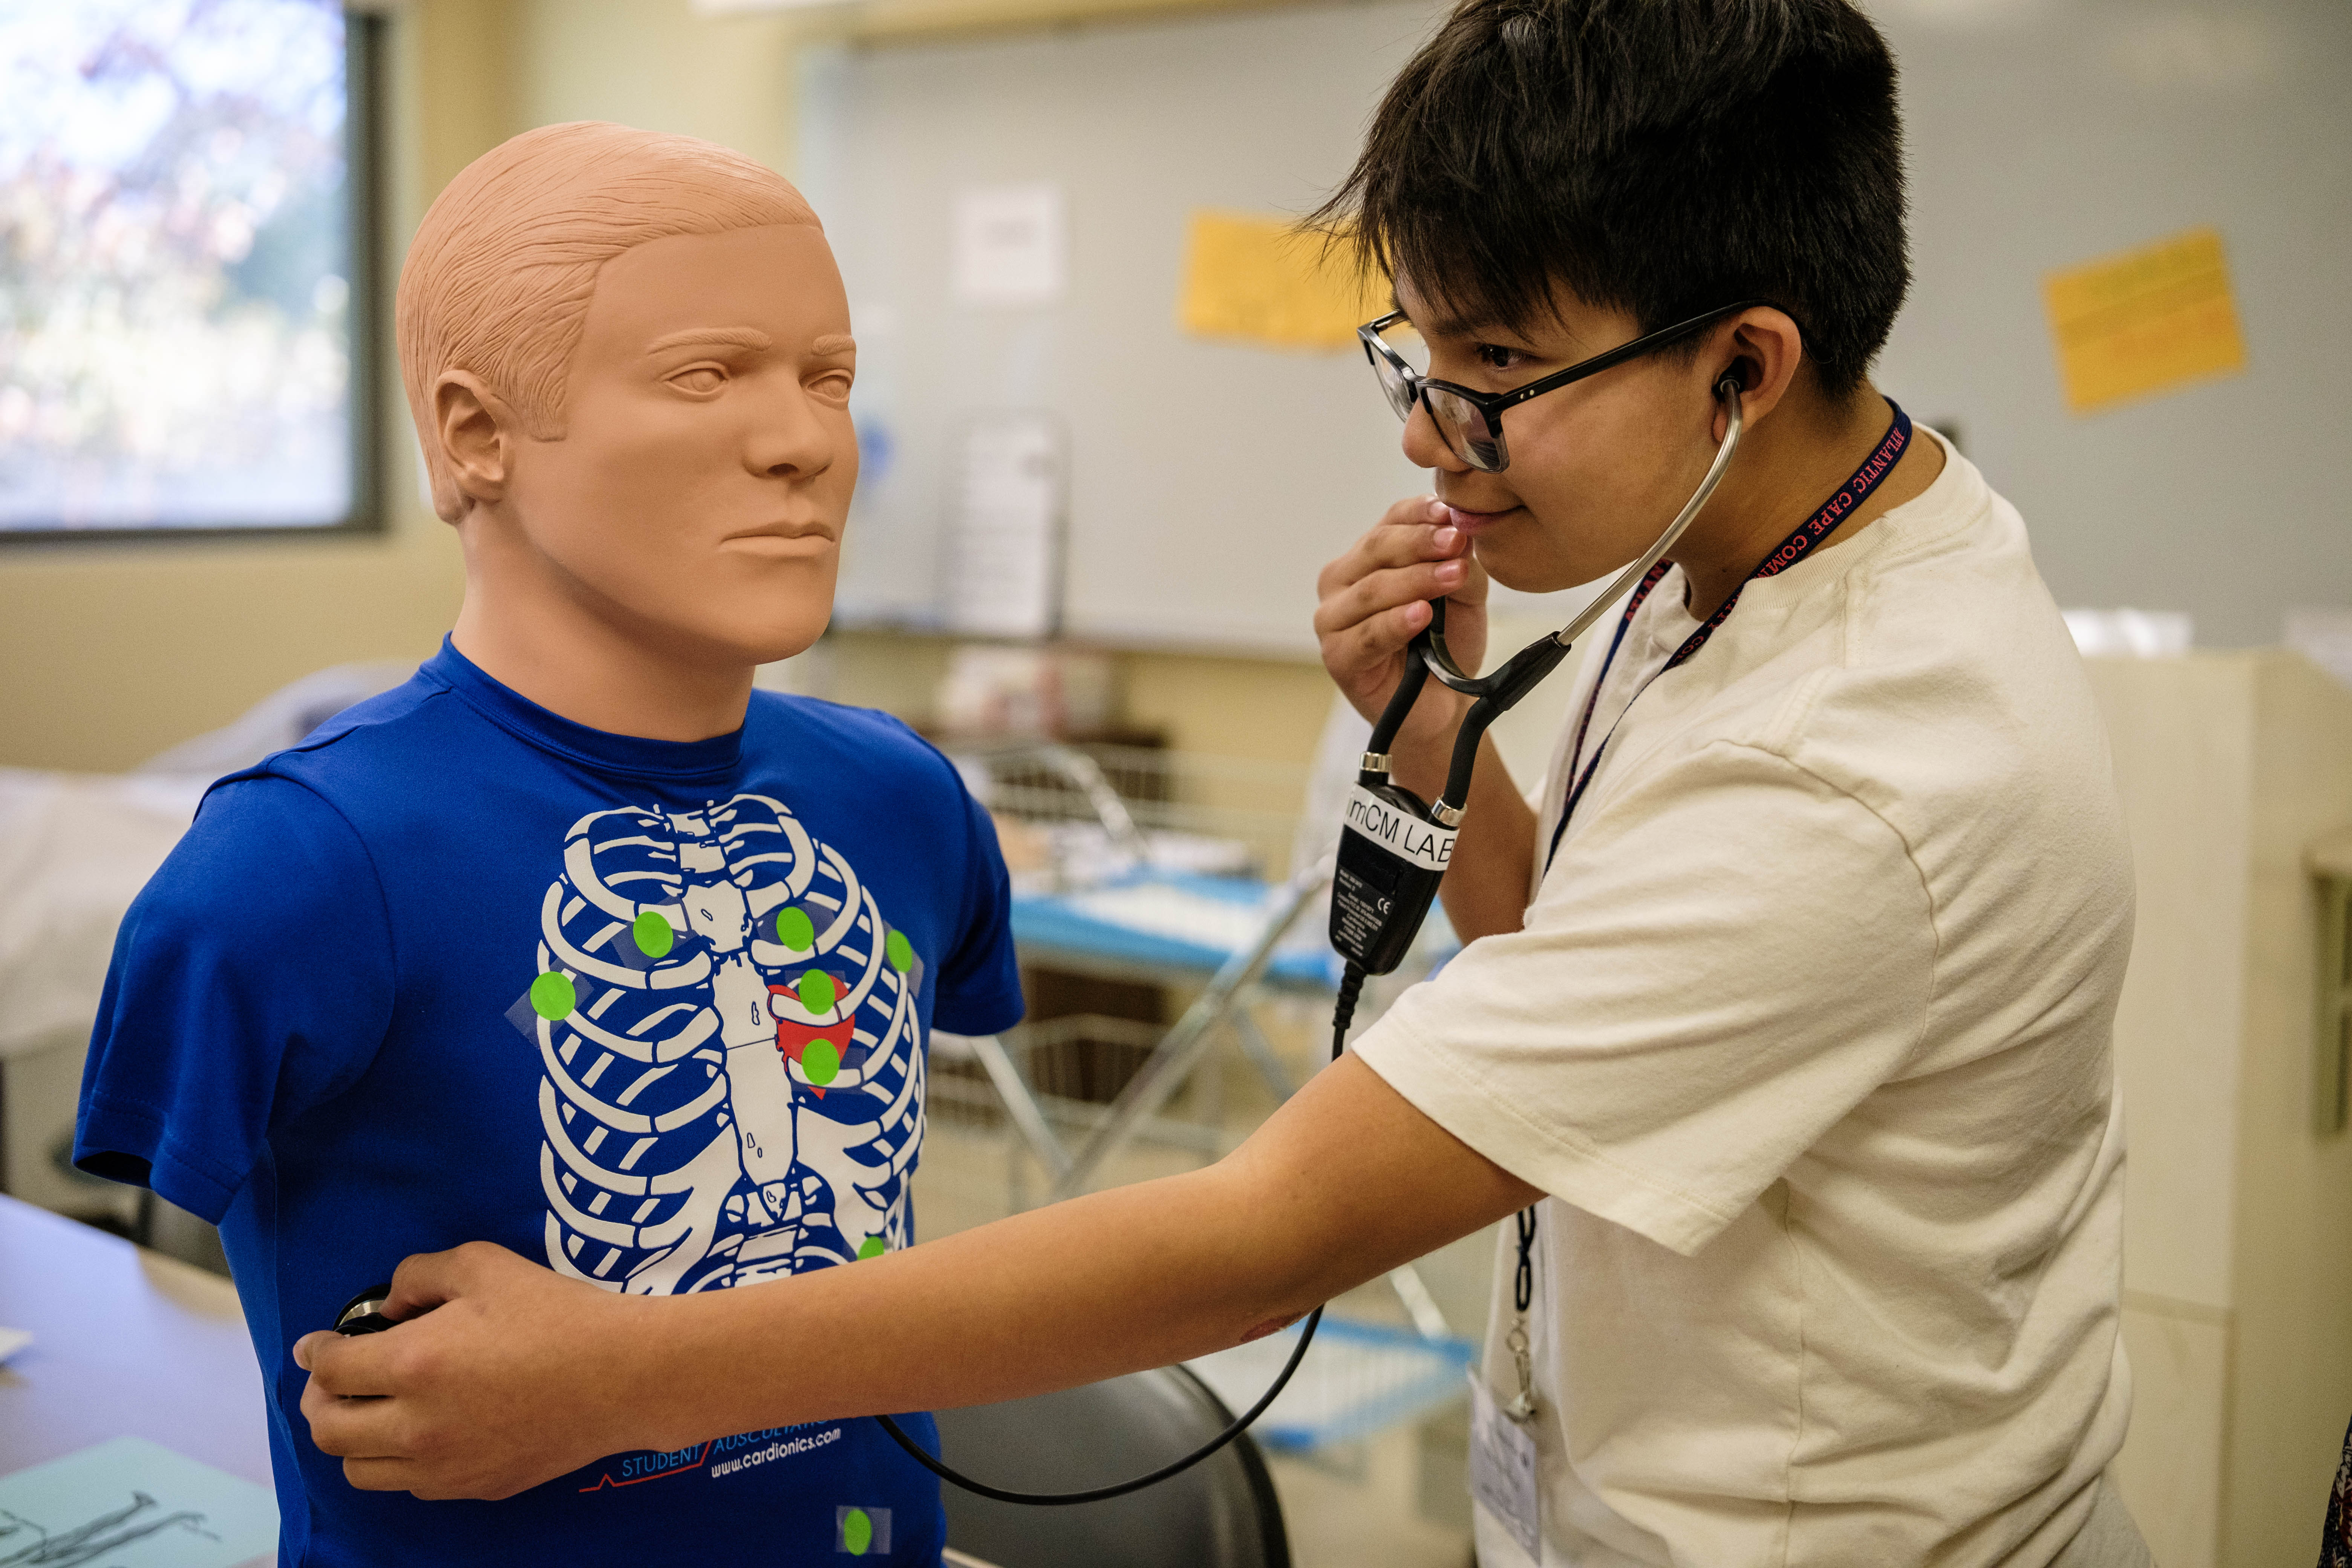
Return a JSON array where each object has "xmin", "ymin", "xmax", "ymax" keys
[
  {"xmin": 432, "ymin": 371, "xmax": 522, "ymax": 514},
  {"xmin": 1707, "ymin": 308, "xmax": 1805, "ymax": 442}
]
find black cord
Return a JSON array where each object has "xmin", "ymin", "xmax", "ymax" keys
[
  {"xmin": 874, "ymin": 1304, "xmax": 1325, "ymax": 1506},
  {"xmin": 1331, "ymin": 962, "xmax": 1365, "ymax": 1060},
  {"xmin": 873, "ymin": 960, "xmax": 1371, "ymax": 1506},
  {"xmin": 1512, "ymin": 1206, "xmax": 1536, "ymax": 1314}
]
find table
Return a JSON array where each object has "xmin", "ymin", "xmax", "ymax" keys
[{"xmin": 0, "ymin": 1192, "xmax": 270, "ymax": 1484}]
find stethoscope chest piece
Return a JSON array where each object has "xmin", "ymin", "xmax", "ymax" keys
[{"xmin": 334, "ymin": 1283, "xmax": 398, "ymax": 1336}]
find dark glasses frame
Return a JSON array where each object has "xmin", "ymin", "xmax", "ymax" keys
[{"xmin": 1358, "ymin": 299, "xmax": 1773, "ymax": 472}]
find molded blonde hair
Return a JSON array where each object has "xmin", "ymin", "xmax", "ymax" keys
[{"xmin": 397, "ymin": 121, "xmax": 819, "ymax": 522}]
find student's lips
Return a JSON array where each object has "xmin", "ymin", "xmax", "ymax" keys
[{"xmin": 1442, "ymin": 504, "xmax": 1520, "ymax": 536}]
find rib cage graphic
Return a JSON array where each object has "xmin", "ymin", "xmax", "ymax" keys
[{"xmin": 530, "ymin": 793, "xmax": 924, "ymax": 1294}]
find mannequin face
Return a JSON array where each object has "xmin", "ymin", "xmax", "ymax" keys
[
  {"xmin": 489, "ymin": 223, "xmax": 857, "ymax": 668},
  {"xmin": 1393, "ymin": 277, "xmax": 1727, "ymax": 595}
]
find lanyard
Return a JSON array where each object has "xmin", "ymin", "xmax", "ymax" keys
[
  {"xmin": 1497, "ymin": 403, "xmax": 1914, "ymax": 1426},
  {"xmin": 1543, "ymin": 401, "xmax": 1913, "ymax": 875}
]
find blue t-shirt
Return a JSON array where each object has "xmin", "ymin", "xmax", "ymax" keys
[{"xmin": 75, "ymin": 640, "xmax": 1024, "ymax": 1567}]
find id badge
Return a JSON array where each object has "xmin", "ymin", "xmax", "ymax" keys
[{"xmin": 1468, "ymin": 1373, "xmax": 1540, "ymax": 1560}]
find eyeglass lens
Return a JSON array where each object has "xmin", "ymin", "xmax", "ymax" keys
[
  {"xmin": 1423, "ymin": 386, "xmax": 1505, "ymax": 472},
  {"xmin": 1366, "ymin": 325, "xmax": 1508, "ymax": 472},
  {"xmin": 1367, "ymin": 343, "xmax": 1418, "ymax": 421}
]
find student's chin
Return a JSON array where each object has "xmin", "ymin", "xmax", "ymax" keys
[{"xmin": 1477, "ymin": 546, "xmax": 1578, "ymax": 599}]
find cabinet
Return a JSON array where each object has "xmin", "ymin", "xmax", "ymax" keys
[{"xmin": 2093, "ymin": 652, "xmax": 2352, "ymax": 1568}]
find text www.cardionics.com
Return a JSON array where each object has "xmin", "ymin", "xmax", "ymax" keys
[{"xmin": 710, "ymin": 1426, "xmax": 845, "ymax": 1478}]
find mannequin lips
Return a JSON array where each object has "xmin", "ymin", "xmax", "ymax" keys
[{"xmin": 723, "ymin": 521, "xmax": 838, "ymax": 556}]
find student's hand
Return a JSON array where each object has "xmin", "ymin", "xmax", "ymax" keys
[
  {"xmin": 292, "ymin": 1241, "xmax": 662, "ymax": 1500},
  {"xmin": 1315, "ymin": 495, "xmax": 1488, "ymax": 747}
]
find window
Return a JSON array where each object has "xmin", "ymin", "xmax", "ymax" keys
[{"xmin": 0, "ymin": 0, "xmax": 377, "ymax": 536}]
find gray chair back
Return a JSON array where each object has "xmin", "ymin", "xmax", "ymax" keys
[{"xmin": 933, "ymin": 1364, "xmax": 1289, "ymax": 1568}]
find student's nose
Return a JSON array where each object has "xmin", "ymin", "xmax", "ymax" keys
[{"xmin": 1401, "ymin": 395, "xmax": 1468, "ymax": 473}]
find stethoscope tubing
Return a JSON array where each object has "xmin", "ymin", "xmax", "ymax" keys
[{"xmin": 1422, "ymin": 377, "xmax": 1747, "ymax": 695}]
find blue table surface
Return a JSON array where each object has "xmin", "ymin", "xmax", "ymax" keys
[{"xmin": 1011, "ymin": 872, "xmax": 1342, "ymax": 988}]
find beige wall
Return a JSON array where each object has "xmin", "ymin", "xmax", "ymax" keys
[{"xmin": 508, "ymin": 0, "xmax": 801, "ymax": 172}]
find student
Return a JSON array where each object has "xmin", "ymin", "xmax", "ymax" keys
[
  {"xmin": 74, "ymin": 122, "xmax": 1022, "ymax": 1566},
  {"xmin": 293, "ymin": 3, "xmax": 2154, "ymax": 1563}
]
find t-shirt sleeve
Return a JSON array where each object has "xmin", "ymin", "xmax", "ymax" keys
[
  {"xmin": 1352, "ymin": 740, "xmax": 1936, "ymax": 1257},
  {"xmin": 74, "ymin": 773, "xmax": 395, "ymax": 1225},
  {"xmin": 929, "ymin": 775, "xmax": 1024, "ymax": 1038}
]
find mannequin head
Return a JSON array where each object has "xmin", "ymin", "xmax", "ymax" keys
[{"xmin": 398, "ymin": 122, "xmax": 853, "ymax": 690}]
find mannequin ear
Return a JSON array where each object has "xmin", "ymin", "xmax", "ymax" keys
[
  {"xmin": 1707, "ymin": 308, "xmax": 1805, "ymax": 439},
  {"xmin": 432, "ymin": 371, "xmax": 520, "ymax": 514}
]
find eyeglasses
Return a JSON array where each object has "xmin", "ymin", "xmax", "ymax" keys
[{"xmin": 1358, "ymin": 300, "xmax": 1769, "ymax": 473}]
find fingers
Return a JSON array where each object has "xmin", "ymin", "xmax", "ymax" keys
[
  {"xmin": 294, "ymin": 1327, "xmax": 402, "ymax": 1399},
  {"xmin": 1312, "ymin": 553, "xmax": 1470, "ymax": 641},
  {"xmin": 301, "ymin": 1350, "xmax": 402, "ymax": 1458},
  {"xmin": 384, "ymin": 1238, "xmax": 518, "ymax": 1320},
  {"xmin": 1319, "ymin": 600, "xmax": 1429, "ymax": 688},
  {"xmin": 383, "ymin": 1245, "xmax": 467, "ymax": 1320},
  {"xmin": 341, "ymin": 1457, "xmax": 433, "ymax": 1494},
  {"xmin": 1318, "ymin": 498, "xmax": 1464, "ymax": 595}
]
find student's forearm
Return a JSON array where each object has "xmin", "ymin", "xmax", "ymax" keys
[
  {"xmin": 631, "ymin": 1166, "xmax": 1309, "ymax": 1448},
  {"xmin": 623, "ymin": 1056, "xmax": 1531, "ymax": 1451},
  {"xmin": 293, "ymin": 1057, "xmax": 1542, "ymax": 1496}
]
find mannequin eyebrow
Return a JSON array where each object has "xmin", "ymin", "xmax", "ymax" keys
[
  {"xmin": 643, "ymin": 327, "xmax": 774, "ymax": 355},
  {"xmin": 811, "ymin": 334, "xmax": 856, "ymax": 356}
]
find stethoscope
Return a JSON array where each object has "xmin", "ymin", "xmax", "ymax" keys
[{"xmin": 333, "ymin": 376, "xmax": 1749, "ymax": 1507}]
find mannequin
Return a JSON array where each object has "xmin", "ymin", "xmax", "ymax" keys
[{"xmin": 75, "ymin": 122, "xmax": 1024, "ymax": 1567}]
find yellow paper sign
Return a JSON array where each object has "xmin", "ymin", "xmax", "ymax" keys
[
  {"xmin": 1178, "ymin": 211, "xmax": 1386, "ymax": 352},
  {"xmin": 2043, "ymin": 226, "xmax": 2248, "ymax": 415}
]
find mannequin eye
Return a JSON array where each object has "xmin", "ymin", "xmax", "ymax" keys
[
  {"xmin": 667, "ymin": 366, "xmax": 726, "ymax": 395},
  {"xmin": 807, "ymin": 370, "xmax": 853, "ymax": 403}
]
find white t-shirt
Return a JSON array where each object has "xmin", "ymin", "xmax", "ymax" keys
[{"xmin": 1353, "ymin": 434, "xmax": 2135, "ymax": 1568}]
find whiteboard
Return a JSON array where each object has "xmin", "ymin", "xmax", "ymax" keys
[
  {"xmin": 798, "ymin": 1, "xmax": 1451, "ymax": 655},
  {"xmin": 1859, "ymin": 0, "xmax": 2347, "ymax": 648},
  {"xmin": 800, "ymin": 0, "xmax": 2350, "ymax": 654}
]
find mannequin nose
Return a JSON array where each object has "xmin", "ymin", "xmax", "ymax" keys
[{"xmin": 747, "ymin": 385, "xmax": 838, "ymax": 480}]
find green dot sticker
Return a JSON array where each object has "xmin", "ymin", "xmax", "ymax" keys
[
  {"xmin": 798, "ymin": 969, "xmax": 838, "ymax": 1015},
  {"xmin": 528, "ymin": 971, "xmax": 576, "ymax": 1021},
  {"xmin": 841, "ymin": 1508, "xmax": 873, "ymax": 1556},
  {"xmin": 885, "ymin": 929, "xmax": 914, "ymax": 973},
  {"xmin": 858, "ymin": 1235, "xmax": 887, "ymax": 1260},
  {"xmin": 802, "ymin": 1037, "xmax": 841, "ymax": 1086},
  {"xmin": 632, "ymin": 910, "xmax": 674, "ymax": 958},
  {"xmin": 775, "ymin": 906, "xmax": 815, "ymax": 952}
]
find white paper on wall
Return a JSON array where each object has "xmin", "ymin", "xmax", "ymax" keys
[
  {"xmin": 951, "ymin": 183, "xmax": 1067, "ymax": 308},
  {"xmin": 943, "ymin": 413, "xmax": 1064, "ymax": 639}
]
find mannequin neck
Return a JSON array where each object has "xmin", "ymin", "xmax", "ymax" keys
[{"xmin": 448, "ymin": 507, "xmax": 758, "ymax": 744}]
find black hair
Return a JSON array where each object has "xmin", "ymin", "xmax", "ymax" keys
[{"xmin": 1314, "ymin": 0, "xmax": 1909, "ymax": 396}]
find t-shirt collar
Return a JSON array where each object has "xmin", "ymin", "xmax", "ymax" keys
[
  {"xmin": 1649, "ymin": 425, "xmax": 1969, "ymax": 628},
  {"xmin": 421, "ymin": 636, "xmax": 744, "ymax": 783}
]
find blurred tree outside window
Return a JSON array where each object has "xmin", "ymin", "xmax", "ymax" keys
[{"xmin": 0, "ymin": 0, "xmax": 370, "ymax": 534}]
